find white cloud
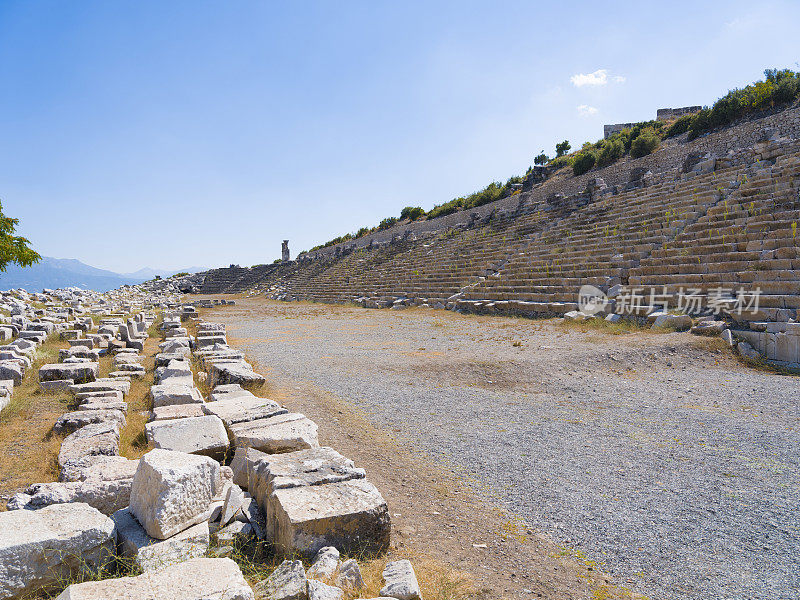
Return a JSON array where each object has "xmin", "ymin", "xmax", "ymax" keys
[
  {"xmin": 612, "ymin": 75, "xmax": 626, "ymax": 84},
  {"xmin": 577, "ymin": 104, "xmax": 598, "ymax": 117},
  {"xmin": 571, "ymin": 69, "xmax": 608, "ymax": 87}
]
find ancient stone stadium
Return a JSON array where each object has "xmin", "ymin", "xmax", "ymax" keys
[{"xmin": 1, "ymin": 6, "xmax": 800, "ymax": 600}]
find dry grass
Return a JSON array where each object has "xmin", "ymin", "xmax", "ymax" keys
[{"xmin": 0, "ymin": 334, "xmax": 71, "ymax": 507}]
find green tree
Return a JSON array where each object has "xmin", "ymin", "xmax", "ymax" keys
[
  {"xmin": 400, "ymin": 206, "xmax": 425, "ymax": 221},
  {"xmin": 0, "ymin": 201, "xmax": 40, "ymax": 272},
  {"xmin": 534, "ymin": 151, "xmax": 549, "ymax": 166},
  {"xmin": 555, "ymin": 140, "xmax": 571, "ymax": 157}
]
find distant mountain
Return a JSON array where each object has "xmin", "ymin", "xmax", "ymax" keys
[
  {"xmin": 0, "ymin": 257, "xmax": 206, "ymax": 293},
  {"xmin": 121, "ymin": 266, "xmax": 207, "ymax": 279}
]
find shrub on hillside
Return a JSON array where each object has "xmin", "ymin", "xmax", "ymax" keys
[
  {"xmin": 597, "ymin": 137, "xmax": 625, "ymax": 167},
  {"xmin": 665, "ymin": 114, "xmax": 692, "ymax": 137},
  {"xmin": 548, "ymin": 154, "xmax": 573, "ymax": 170},
  {"xmin": 572, "ymin": 151, "xmax": 596, "ymax": 176},
  {"xmin": 555, "ymin": 140, "xmax": 571, "ymax": 157},
  {"xmin": 378, "ymin": 216, "xmax": 398, "ymax": 230},
  {"xmin": 630, "ymin": 127, "xmax": 661, "ymax": 158},
  {"xmin": 400, "ymin": 206, "xmax": 425, "ymax": 221}
]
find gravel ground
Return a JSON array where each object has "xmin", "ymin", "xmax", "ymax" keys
[{"xmin": 218, "ymin": 300, "xmax": 800, "ymax": 600}]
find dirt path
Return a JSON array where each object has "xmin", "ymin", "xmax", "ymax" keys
[{"xmin": 202, "ymin": 297, "xmax": 800, "ymax": 600}]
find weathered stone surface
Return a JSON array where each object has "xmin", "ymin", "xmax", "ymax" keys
[
  {"xmin": 7, "ymin": 475, "xmax": 133, "ymax": 515},
  {"xmin": 129, "ymin": 449, "xmax": 220, "ymax": 539},
  {"xmin": 221, "ymin": 483, "xmax": 246, "ymax": 527},
  {"xmin": 40, "ymin": 378, "xmax": 75, "ymax": 392},
  {"xmin": 229, "ymin": 412, "xmax": 319, "ymax": 454},
  {"xmin": 272, "ymin": 479, "xmax": 390, "ymax": 557},
  {"xmin": 151, "ymin": 383, "xmax": 204, "ymax": 407},
  {"xmin": 59, "ymin": 454, "xmax": 139, "ymax": 483},
  {"xmin": 70, "ymin": 379, "xmax": 130, "ymax": 396},
  {"xmin": 307, "ymin": 580, "xmax": 344, "ymax": 600},
  {"xmin": 0, "ymin": 361, "xmax": 24, "ymax": 385},
  {"xmin": 78, "ymin": 398, "xmax": 128, "ymax": 413},
  {"xmin": 112, "ymin": 507, "xmax": 209, "ymax": 572},
  {"xmin": 210, "ymin": 361, "xmax": 266, "ymax": 388},
  {"xmin": 203, "ymin": 395, "xmax": 287, "ymax": 425},
  {"xmin": 151, "ymin": 403, "xmax": 206, "ymax": 421},
  {"xmin": 379, "ymin": 560, "xmax": 422, "ymax": 600},
  {"xmin": 0, "ymin": 503, "xmax": 116, "ymax": 600},
  {"xmin": 54, "ymin": 409, "xmax": 126, "ymax": 435},
  {"xmin": 40, "ymin": 362, "xmax": 99, "ymax": 383},
  {"xmin": 691, "ymin": 320, "xmax": 728, "ymax": 335},
  {"xmin": 55, "ymin": 557, "xmax": 254, "ymax": 600},
  {"xmin": 307, "ymin": 546, "xmax": 340, "ymax": 581},
  {"xmin": 58, "ymin": 422, "xmax": 120, "ymax": 470},
  {"xmin": 216, "ymin": 520, "xmax": 254, "ymax": 545},
  {"xmin": 253, "ymin": 560, "xmax": 307, "ymax": 600},
  {"xmin": 145, "ymin": 415, "xmax": 229, "ymax": 458},
  {"xmin": 335, "ymin": 559, "xmax": 364, "ymax": 590},
  {"xmin": 651, "ymin": 313, "xmax": 693, "ymax": 331}
]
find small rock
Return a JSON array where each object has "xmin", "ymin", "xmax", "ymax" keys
[
  {"xmin": 307, "ymin": 546, "xmax": 340, "ymax": 581},
  {"xmin": 253, "ymin": 559, "xmax": 307, "ymax": 600},
  {"xmin": 307, "ymin": 579, "xmax": 344, "ymax": 600},
  {"xmin": 380, "ymin": 559, "xmax": 422, "ymax": 600},
  {"xmin": 335, "ymin": 558, "xmax": 364, "ymax": 590}
]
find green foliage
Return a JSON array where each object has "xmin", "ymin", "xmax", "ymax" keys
[
  {"xmin": 555, "ymin": 140, "xmax": 571, "ymax": 157},
  {"xmin": 534, "ymin": 152, "xmax": 549, "ymax": 166},
  {"xmin": 630, "ymin": 127, "xmax": 661, "ymax": 158},
  {"xmin": 171, "ymin": 272, "xmax": 190, "ymax": 278},
  {"xmin": 400, "ymin": 206, "xmax": 425, "ymax": 221},
  {"xmin": 548, "ymin": 154, "xmax": 573, "ymax": 170},
  {"xmin": 596, "ymin": 137, "xmax": 624, "ymax": 167},
  {"xmin": 665, "ymin": 114, "xmax": 693, "ymax": 137},
  {"xmin": 688, "ymin": 68, "xmax": 800, "ymax": 139},
  {"xmin": 0, "ymin": 200, "xmax": 40, "ymax": 272},
  {"xmin": 572, "ymin": 151, "xmax": 596, "ymax": 176},
  {"xmin": 378, "ymin": 216, "xmax": 398, "ymax": 230}
]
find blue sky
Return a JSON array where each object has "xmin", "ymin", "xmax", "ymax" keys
[{"xmin": 0, "ymin": 1, "xmax": 798, "ymax": 272}]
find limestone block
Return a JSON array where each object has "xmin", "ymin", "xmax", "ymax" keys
[
  {"xmin": 59, "ymin": 454, "xmax": 139, "ymax": 483},
  {"xmin": 145, "ymin": 415, "xmax": 229, "ymax": 458},
  {"xmin": 210, "ymin": 361, "xmax": 266, "ymax": 388},
  {"xmin": 0, "ymin": 361, "xmax": 24, "ymax": 385},
  {"xmin": 229, "ymin": 412, "xmax": 319, "ymax": 454},
  {"xmin": 379, "ymin": 560, "xmax": 422, "ymax": 600},
  {"xmin": 151, "ymin": 403, "xmax": 206, "ymax": 421},
  {"xmin": 58, "ymin": 422, "xmax": 120, "ymax": 470},
  {"xmin": 54, "ymin": 409, "xmax": 126, "ymax": 435},
  {"xmin": 203, "ymin": 395, "xmax": 287, "ymax": 426},
  {"xmin": 40, "ymin": 362, "xmax": 98, "ymax": 383},
  {"xmin": 307, "ymin": 546, "xmax": 340, "ymax": 581},
  {"xmin": 40, "ymin": 378, "xmax": 75, "ymax": 392},
  {"xmin": 70, "ymin": 379, "xmax": 130, "ymax": 396},
  {"xmin": 129, "ymin": 449, "xmax": 220, "ymax": 539},
  {"xmin": 253, "ymin": 560, "xmax": 307, "ymax": 600},
  {"xmin": 272, "ymin": 478, "xmax": 390, "ymax": 557},
  {"xmin": 79, "ymin": 398, "xmax": 128, "ymax": 413},
  {"xmin": 0, "ymin": 503, "xmax": 116, "ymax": 600},
  {"xmin": 151, "ymin": 383, "xmax": 204, "ymax": 407},
  {"xmin": 307, "ymin": 580, "xmax": 344, "ymax": 600},
  {"xmin": 55, "ymin": 557, "xmax": 254, "ymax": 600},
  {"xmin": 651, "ymin": 314, "xmax": 692, "ymax": 331},
  {"xmin": 335, "ymin": 559, "xmax": 364, "ymax": 590},
  {"xmin": 112, "ymin": 508, "xmax": 209, "ymax": 572}
]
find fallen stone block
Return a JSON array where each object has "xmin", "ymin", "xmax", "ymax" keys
[
  {"xmin": 54, "ymin": 557, "xmax": 254, "ymax": 600},
  {"xmin": 78, "ymin": 398, "xmax": 128, "ymax": 413},
  {"xmin": 54, "ymin": 408, "xmax": 126, "ymax": 435},
  {"xmin": 203, "ymin": 395, "xmax": 287, "ymax": 426},
  {"xmin": 6, "ymin": 474, "xmax": 133, "ymax": 515},
  {"xmin": 652, "ymin": 313, "xmax": 693, "ymax": 331},
  {"xmin": 216, "ymin": 520, "xmax": 254, "ymax": 545},
  {"xmin": 229, "ymin": 412, "xmax": 319, "ymax": 454},
  {"xmin": 112, "ymin": 507, "xmax": 209, "ymax": 572},
  {"xmin": 59, "ymin": 454, "xmax": 138, "ymax": 483},
  {"xmin": 129, "ymin": 449, "xmax": 220, "ymax": 539},
  {"xmin": 145, "ymin": 415, "xmax": 229, "ymax": 458},
  {"xmin": 150, "ymin": 403, "xmax": 206, "ymax": 421},
  {"xmin": 0, "ymin": 502, "xmax": 115, "ymax": 600},
  {"xmin": 58, "ymin": 422, "xmax": 120, "ymax": 471},
  {"xmin": 40, "ymin": 362, "xmax": 99, "ymax": 383},
  {"xmin": 253, "ymin": 560, "xmax": 306, "ymax": 600},
  {"xmin": 40, "ymin": 378, "xmax": 75, "ymax": 392},
  {"xmin": 308, "ymin": 580, "xmax": 344, "ymax": 600},
  {"xmin": 210, "ymin": 361, "xmax": 266, "ymax": 388},
  {"xmin": 151, "ymin": 383, "xmax": 204, "ymax": 407},
  {"xmin": 0, "ymin": 361, "xmax": 24, "ymax": 385},
  {"xmin": 272, "ymin": 478, "xmax": 390, "ymax": 557},
  {"xmin": 70, "ymin": 379, "xmax": 130, "ymax": 396},
  {"xmin": 307, "ymin": 546, "xmax": 340, "ymax": 581},
  {"xmin": 335, "ymin": 559, "xmax": 364, "ymax": 590},
  {"xmin": 380, "ymin": 560, "xmax": 421, "ymax": 600}
]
